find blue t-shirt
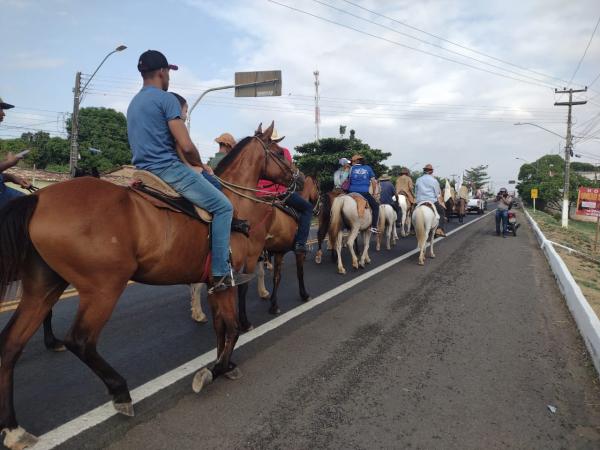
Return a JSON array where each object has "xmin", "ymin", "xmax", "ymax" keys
[
  {"xmin": 348, "ymin": 164, "xmax": 375, "ymax": 193},
  {"xmin": 127, "ymin": 86, "xmax": 182, "ymax": 171}
]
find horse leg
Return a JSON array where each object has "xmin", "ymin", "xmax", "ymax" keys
[
  {"xmin": 237, "ymin": 282, "xmax": 254, "ymax": 333},
  {"xmin": 0, "ymin": 256, "xmax": 67, "ymax": 449},
  {"xmin": 429, "ymin": 225, "xmax": 436, "ymax": 259},
  {"xmin": 193, "ymin": 288, "xmax": 240, "ymax": 393},
  {"xmin": 347, "ymin": 227, "xmax": 361, "ymax": 269},
  {"xmin": 256, "ymin": 259, "xmax": 270, "ymax": 300},
  {"xmin": 360, "ymin": 229, "xmax": 372, "ymax": 266},
  {"xmin": 295, "ymin": 250, "xmax": 310, "ymax": 302},
  {"xmin": 336, "ymin": 231, "xmax": 346, "ymax": 274},
  {"xmin": 43, "ymin": 309, "xmax": 67, "ymax": 352},
  {"xmin": 190, "ymin": 283, "xmax": 208, "ymax": 323},
  {"xmin": 268, "ymin": 253, "xmax": 284, "ymax": 315},
  {"xmin": 63, "ymin": 281, "xmax": 132, "ymax": 416}
]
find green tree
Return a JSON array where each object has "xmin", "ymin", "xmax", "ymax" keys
[
  {"xmin": 464, "ymin": 164, "xmax": 489, "ymax": 190},
  {"xmin": 516, "ymin": 154, "xmax": 593, "ymax": 210},
  {"xmin": 294, "ymin": 135, "xmax": 391, "ymax": 192},
  {"xmin": 67, "ymin": 107, "xmax": 131, "ymax": 172}
]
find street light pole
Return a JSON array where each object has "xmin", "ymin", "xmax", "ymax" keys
[{"xmin": 69, "ymin": 45, "xmax": 127, "ymax": 177}]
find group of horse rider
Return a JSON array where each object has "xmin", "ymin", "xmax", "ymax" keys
[{"xmin": 332, "ymin": 156, "xmax": 447, "ymax": 237}]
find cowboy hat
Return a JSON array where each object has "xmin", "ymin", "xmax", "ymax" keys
[
  {"xmin": 0, "ymin": 98, "xmax": 14, "ymax": 110},
  {"xmin": 270, "ymin": 128, "xmax": 285, "ymax": 143},
  {"xmin": 379, "ymin": 173, "xmax": 391, "ymax": 181},
  {"xmin": 423, "ymin": 163, "xmax": 434, "ymax": 172},
  {"xmin": 214, "ymin": 132, "xmax": 236, "ymax": 148},
  {"xmin": 400, "ymin": 167, "xmax": 410, "ymax": 175},
  {"xmin": 351, "ymin": 154, "xmax": 364, "ymax": 162}
]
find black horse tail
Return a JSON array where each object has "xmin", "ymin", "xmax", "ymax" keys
[{"xmin": 0, "ymin": 195, "xmax": 39, "ymax": 300}]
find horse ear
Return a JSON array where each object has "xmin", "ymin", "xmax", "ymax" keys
[
  {"xmin": 262, "ymin": 121, "xmax": 274, "ymax": 142},
  {"xmin": 255, "ymin": 122, "xmax": 263, "ymax": 136}
]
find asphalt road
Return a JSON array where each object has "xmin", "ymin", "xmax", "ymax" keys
[{"xmin": 3, "ymin": 208, "xmax": 600, "ymax": 449}]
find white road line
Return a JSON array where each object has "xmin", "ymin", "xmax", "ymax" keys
[{"xmin": 34, "ymin": 211, "xmax": 493, "ymax": 449}]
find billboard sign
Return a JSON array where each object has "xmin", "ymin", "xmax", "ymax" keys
[
  {"xmin": 575, "ymin": 187, "xmax": 600, "ymax": 217},
  {"xmin": 235, "ymin": 71, "xmax": 282, "ymax": 97}
]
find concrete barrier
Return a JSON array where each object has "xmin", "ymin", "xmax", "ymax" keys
[{"xmin": 524, "ymin": 209, "xmax": 600, "ymax": 377}]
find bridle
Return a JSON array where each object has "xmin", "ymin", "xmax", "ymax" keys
[{"xmin": 213, "ymin": 136, "xmax": 301, "ymax": 204}]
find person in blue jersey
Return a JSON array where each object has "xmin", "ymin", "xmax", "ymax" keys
[
  {"xmin": 127, "ymin": 50, "xmax": 253, "ymax": 292},
  {"xmin": 347, "ymin": 154, "xmax": 380, "ymax": 233},
  {"xmin": 415, "ymin": 164, "xmax": 446, "ymax": 236}
]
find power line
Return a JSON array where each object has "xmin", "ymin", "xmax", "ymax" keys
[
  {"xmin": 266, "ymin": 0, "xmax": 557, "ymax": 89},
  {"xmin": 311, "ymin": 0, "xmax": 560, "ymax": 89},
  {"xmin": 568, "ymin": 13, "xmax": 600, "ymax": 86}
]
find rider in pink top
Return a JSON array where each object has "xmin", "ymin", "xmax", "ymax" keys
[{"xmin": 256, "ymin": 147, "xmax": 292, "ymax": 197}]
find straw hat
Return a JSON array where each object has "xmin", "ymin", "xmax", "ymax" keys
[
  {"xmin": 215, "ymin": 133, "xmax": 236, "ymax": 148},
  {"xmin": 351, "ymin": 154, "xmax": 364, "ymax": 162},
  {"xmin": 270, "ymin": 128, "xmax": 285, "ymax": 143},
  {"xmin": 423, "ymin": 163, "xmax": 434, "ymax": 172},
  {"xmin": 379, "ymin": 173, "xmax": 391, "ymax": 181},
  {"xmin": 400, "ymin": 167, "xmax": 410, "ymax": 175}
]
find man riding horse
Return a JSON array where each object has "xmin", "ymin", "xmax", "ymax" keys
[
  {"xmin": 415, "ymin": 164, "xmax": 446, "ymax": 237},
  {"xmin": 127, "ymin": 50, "xmax": 252, "ymax": 291},
  {"xmin": 395, "ymin": 167, "xmax": 415, "ymax": 207}
]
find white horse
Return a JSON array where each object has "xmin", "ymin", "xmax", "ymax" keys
[
  {"xmin": 412, "ymin": 202, "xmax": 439, "ymax": 265},
  {"xmin": 376, "ymin": 204, "xmax": 398, "ymax": 251},
  {"xmin": 395, "ymin": 194, "xmax": 412, "ymax": 237},
  {"xmin": 329, "ymin": 194, "xmax": 372, "ymax": 274}
]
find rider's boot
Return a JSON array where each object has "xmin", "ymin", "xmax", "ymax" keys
[{"xmin": 209, "ymin": 271, "xmax": 255, "ymax": 293}]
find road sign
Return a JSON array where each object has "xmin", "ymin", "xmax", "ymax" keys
[
  {"xmin": 235, "ymin": 71, "xmax": 282, "ymax": 97},
  {"xmin": 531, "ymin": 188, "xmax": 538, "ymax": 199}
]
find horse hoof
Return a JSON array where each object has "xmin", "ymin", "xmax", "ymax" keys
[
  {"xmin": 338, "ymin": 268, "xmax": 346, "ymax": 275},
  {"xmin": 224, "ymin": 366, "xmax": 243, "ymax": 380},
  {"xmin": 240, "ymin": 323, "xmax": 254, "ymax": 333},
  {"xmin": 192, "ymin": 368, "xmax": 213, "ymax": 394},
  {"xmin": 268, "ymin": 307, "xmax": 281, "ymax": 315},
  {"xmin": 113, "ymin": 401, "xmax": 135, "ymax": 417},
  {"xmin": 3, "ymin": 427, "xmax": 38, "ymax": 450},
  {"xmin": 430, "ymin": 254, "xmax": 436, "ymax": 259},
  {"xmin": 46, "ymin": 341, "xmax": 67, "ymax": 352},
  {"xmin": 418, "ymin": 261, "xmax": 424, "ymax": 266},
  {"xmin": 259, "ymin": 291, "xmax": 270, "ymax": 300},
  {"xmin": 315, "ymin": 254, "xmax": 322, "ymax": 264},
  {"xmin": 191, "ymin": 312, "xmax": 208, "ymax": 323},
  {"xmin": 301, "ymin": 295, "xmax": 310, "ymax": 302}
]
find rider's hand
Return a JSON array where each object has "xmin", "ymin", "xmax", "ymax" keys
[
  {"xmin": 203, "ymin": 164, "xmax": 214, "ymax": 175},
  {"xmin": 192, "ymin": 165, "xmax": 204, "ymax": 174},
  {"xmin": 4, "ymin": 152, "xmax": 21, "ymax": 167},
  {"xmin": 14, "ymin": 176, "xmax": 31, "ymax": 189}
]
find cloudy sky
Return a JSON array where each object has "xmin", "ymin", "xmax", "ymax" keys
[{"xmin": 1, "ymin": 0, "xmax": 600, "ymax": 189}]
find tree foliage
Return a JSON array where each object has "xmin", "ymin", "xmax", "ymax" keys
[
  {"xmin": 516, "ymin": 154, "xmax": 594, "ymax": 210},
  {"xmin": 294, "ymin": 135, "xmax": 391, "ymax": 191},
  {"xmin": 463, "ymin": 164, "xmax": 489, "ymax": 190},
  {"xmin": 67, "ymin": 107, "xmax": 131, "ymax": 172}
]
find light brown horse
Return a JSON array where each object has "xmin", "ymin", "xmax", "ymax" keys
[
  {"xmin": 252, "ymin": 175, "xmax": 320, "ymax": 317},
  {"xmin": 0, "ymin": 123, "xmax": 297, "ymax": 449}
]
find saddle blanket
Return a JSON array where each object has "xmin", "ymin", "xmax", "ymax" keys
[
  {"xmin": 416, "ymin": 201, "xmax": 440, "ymax": 221},
  {"xmin": 347, "ymin": 193, "xmax": 369, "ymax": 218}
]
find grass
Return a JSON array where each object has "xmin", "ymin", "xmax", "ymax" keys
[{"xmin": 526, "ymin": 207, "xmax": 600, "ymax": 318}]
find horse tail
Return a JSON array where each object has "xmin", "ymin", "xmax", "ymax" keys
[
  {"xmin": 329, "ymin": 196, "xmax": 344, "ymax": 245},
  {"xmin": 0, "ymin": 195, "xmax": 39, "ymax": 299},
  {"xmin": 378, "ymin": 204, "xmax": 386, "ymax": 231},
  {"xmin": 413, "ymin": 206, "xmax": 426, "ymax": 247}
]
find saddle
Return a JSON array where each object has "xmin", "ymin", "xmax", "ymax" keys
[
  {"xmin": 273, "ymin": 201, "xmax": 300, "ymax": 222},
  {"xmin": 416, "ymin": 201, "xmax": 440, "ymax": 221},
  {"xmin": 130, "ymin": 170, "xmax": 250, "ymax": 237},
  {"xmin": 347, "ymin": 193, "xmax": 369, "ymax": 218}
]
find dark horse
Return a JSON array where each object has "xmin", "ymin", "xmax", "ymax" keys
[{"xmin": 0, "ymin": 124, "xmax": 297, "ymax": 449}]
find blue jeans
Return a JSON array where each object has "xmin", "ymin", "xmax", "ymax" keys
[
  {"xmin": 495, "ymin": 209, "xmax": 508, "ymax": 235},
  {"xmin": 286, "ymin": 192, "xmax": 312, "ymax": 246},
  {"xmin": 0, "ymin": 175, "xmax": 24, "ymax": 209},
  {"xmin": 151, "ymin": 161, "xmax": 233, "ymax": 277}
]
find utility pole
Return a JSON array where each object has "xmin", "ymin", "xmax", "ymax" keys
[
  {"xmin": 314, "ymin": 70, "xmax": 320, "ymax": 143},
  {"xmin": 554, "ymin": 87, "xmax": 587, "ymax": 228},
  {"xmin": 69, "ymin": 71, "xmax": 82, "ymax": 177}
]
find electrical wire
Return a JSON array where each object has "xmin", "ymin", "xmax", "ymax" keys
[
  {"xmin": 568, "ymin": 13, "xmax": 600, "ymax": 86},
  {"xmin": 267, "ymin": 0, "xmax": 556, "ymax": 90}
]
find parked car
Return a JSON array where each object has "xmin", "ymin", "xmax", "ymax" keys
[{"xmin": 467, "ymin": 198, "xmax": 486, "ymax": 214}]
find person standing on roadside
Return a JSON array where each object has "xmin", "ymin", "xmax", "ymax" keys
[
  {"xmin": 0, "ymin": 97, "xmax": 32, "ymax": 208},
  {"xmin": 495, "ymin": 187, "xmax": 512, "ymax": 237}
]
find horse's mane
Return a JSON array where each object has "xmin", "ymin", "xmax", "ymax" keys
[{"xmin": 214, "ymin": 136, "xmax": 254, "ymax": 176}]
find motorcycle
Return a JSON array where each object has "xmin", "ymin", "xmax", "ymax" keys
[{"xmin": 506, "ymin": 210, "xmax": 519, "ymax": 236}]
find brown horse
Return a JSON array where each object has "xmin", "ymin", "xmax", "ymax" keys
[
  {"xmin": 0, "ymin": 123, "xmax": 297, "ymax": 449},
  {"xmin": 456, "ymin": 197, "xmax": 466, "ymax": 223},
  {"xmin": 252, "ymin": 174, "xmax": 320, "ymax": 317}
]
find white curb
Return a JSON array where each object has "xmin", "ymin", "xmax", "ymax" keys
[{"xmin": 524, "ymin": 209, "xmax": 600, "ymax": 377}]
